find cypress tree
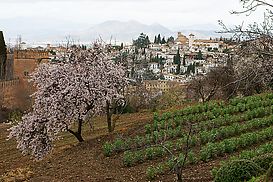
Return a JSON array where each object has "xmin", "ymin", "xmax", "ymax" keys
[
  {"xmin": 154, "ymin": 36, "xmax": 157, "ymax": 44},
  {"xmin": 161, "ymin": 37, "xmax": 166, "ymax": 44},
  {"xmin": 157, "ymin": 34, "xmax": 161, "ymax": 44},
  {"xmin": 173, "ymin": 49, "xmax": 181, "ymax": 65},
  {"xmin": 0, "ymin": 31, "xmax": 7, "ymax": 80},
  {"xmin": 197, "ymin": 50, "xmax": 203, "ymax": 60},
  {"xmin": 192, "ymin": 63, "xmax": 196, "ymax": 74},
  {"xmin": 182, "ymin": 56, "xmax": 186, "ymax": 66},
  {"xmin": 0, "ymin": 31, "xmax": 6, "ymax": 56}
]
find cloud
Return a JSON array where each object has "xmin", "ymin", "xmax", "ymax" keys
[
  {"xmin": 0, "ymin": 0, "xmax": 265, "ymax": 42},
  {"xmin": 0, "ymin": 0, "xmax": 179, "ymax": 2}
]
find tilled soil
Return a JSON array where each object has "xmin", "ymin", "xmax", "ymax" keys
[{"xmin": 0, "ymin": 113, "xmax": 221, "ymax": 182}]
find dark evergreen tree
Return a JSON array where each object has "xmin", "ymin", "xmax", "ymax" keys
[
  {"xmin": 145, "ymin": 36, "xmax": 150, "ymax": 45},
  {"xmin": 197, "ymin": 50, "xmax": 203, "ymax": 60},
  {"xmin": 192, "ymin": 62, "xmax": 196, "ymax": 75},
  {"xmin": 154, "ymin": 36, "xmax": 157, "ymax": 44},
  {"xmin": 182, "ymin": 56, "xmax": 186, "ymax": 66},
  {"xmin": 133, "ymin": 33, "xmax": 150, "ymax": 49},
  {"xmin": 173, "ymin": 49, "xmax": 181, "ymax": 65},
  {"xmin": 167, "ymin": 36, "xmax": 175, "ymax": 44},
  {"xmin": 0, "ymin": 31, "xmax": 7, "ymax": 80},
  {"xmin": 173, "ymin": 49, "xmax": 181, "ymax": 75},
  {"xmin": 161, "ymin": 37, "xmax": 166, "ymax": 44},
  {"xmin": 176, "ymin": 63, "xmax": 181, "ymax": 75},
  {"xmin": 157, "ymin": 34, "xmax": 161, "ymax": 44}
]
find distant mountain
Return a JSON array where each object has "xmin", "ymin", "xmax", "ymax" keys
[
  {"xmin": 179, "ymin": 30, "xmax": 220, "ymax": 39},
  {"xmin": 175, "ymin": 23, "xmax": 228, "ymax": 39},
  {"xmin": 2, "ymin": 18, "xmax": 227, "ymax": 45},
  {"xmin": 74, "ymin": 21, "xmax": 229, "ymax": 43},
  {"xmin": 180, "ymin": 23, "xmax": 220, "ymax": 31},
  {"xmin": 73, "ymin": 20, "xmax": 174, "ymax": 43}
]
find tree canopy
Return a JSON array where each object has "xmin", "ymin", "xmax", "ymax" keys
[
  {"xmin": 133, "ymin": 33, "xmax": 150, "ymax": 49},
  {"xmin": 9, "ymin": 44, "xmax": 128, "ymax": 159}
]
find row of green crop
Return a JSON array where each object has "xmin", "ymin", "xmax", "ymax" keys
[
  {"xmin": 200, "ymin": 115, "xmax": 273, "ymax": 144},
  {"xmin": 123, "ymin": 136, "xmax": 198, "ymax": 167},
  {"xmin": 229, "ymin": 93, "xmax": 273, "ymax": 106},
  {"xmin": 154, "ymin": 101, "xmax": 225, "ymax": 122},
  {"xmin": 154, "ymin": 92, "xmax": 273, "ymax": 123},
  {"xmin": 146, "ymin": 151, "xmax": 197, "ymax": 180},
  {"xmin": 146, "ymin": 125, "xmax": 273, "ymax": 180},
  {"xmin": 153, "ymin": 93, "xmax": 273, "ymax": 123},
  {"xmin": 147, "ymin": 98, "xmax": 273, "ymax": 133},
  {"xmin": 122, "ymin": 115, "xmax": 273, "ymax": 167},
  {"xmin": 198, "ymin": 105, "xmax": 273, "ymax": 131},
  {"xmin": 211, "ymin": 141, "xmax": 273, "ymax": 178},
  {"xmin": 103, "ymin": 126, "xmax": 184, "ymax": 156},
  {"xmin": 200, "ymin": 126, "xmax": 273, "ymax": 161},
  {"xmin": 150, "ymin": 104, "xmax": 224, "ymax": 132},
  {"xmin": 104, "ymin": 105, "xmax": 273, "ymax": 157}
]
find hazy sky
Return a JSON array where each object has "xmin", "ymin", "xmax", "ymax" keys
[{"xmin": 0, "ymin": 0, "xmax": 266, "ymax": 42}]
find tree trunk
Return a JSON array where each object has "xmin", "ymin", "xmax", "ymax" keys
[
  {"xmin": 67, "ymin": 118, "xmax": 84, "ymax": 142},
  {"xmin": 74, "ymin": 131, "xmax": 84, "ymax": 142},
  {"xmin": 175, "ymin": 166, "xmax": 183, "ymax": 182},
  {"xmin": 177, "ymin": 174, "xmax": 182, "ymax": 182},
  {"xmin": 106, "ymin": 101, "xmax": 114, "ymax": 133}
]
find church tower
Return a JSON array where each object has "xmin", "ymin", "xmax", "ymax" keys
[{"xmin": 188, "ymin": 33, "xmax": 195, "ymax": 48}]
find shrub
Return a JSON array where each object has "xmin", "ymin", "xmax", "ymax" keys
[
  {"xmin": 102, "ymin": 142, "xmax": 113, "ymax": 156},
  {"xmin": 214, "ymin": 159, "xmax": 264, "ymax": 182},
  {"xmin": 145, "ymin": 124, "xmax": 151, "ymax": 134},
  {"xmin": 252, "ymin": 153, "xmax": 273, "ymax": 170},
  {"xmin": 123, "ymin": 151, "xmax": 134, "ymax": 167},
  {"xmin": 265, "ymin": 162, "xmax": 273, "ymax": 181},
  {"xmin": 247, "ymin": 175, "xmax": 266, "ymax": 182},
  {"xmin": 113, "ymin": 138, "xmax": 124, "ymax": 152},
  {"xmin": 146, "ymin": 167, "xmax": 157, "ymax": 180},
  {"xmin": 211, "ymin": 167, "xmax": 218, "ymax": 179},
  {"xmin": 8, "ymin": 109, "xmax": 23, "ymax": 125},
  {"xmin": 187, "ymin": 151, "xmax": 197, "ymax": 164}
]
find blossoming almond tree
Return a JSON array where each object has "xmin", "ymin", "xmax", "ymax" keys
[{"xmin": 8, "ymin": 44, "xmax": 128, "ymax": 159}]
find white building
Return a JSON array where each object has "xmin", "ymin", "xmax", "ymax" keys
[
  {"xmin": 188, "ymin": 34, "xmax": 223, "ymax": 52},
  {"xmin": 149, "ymin": 62, "xmax": 161, "ymax": 74}
]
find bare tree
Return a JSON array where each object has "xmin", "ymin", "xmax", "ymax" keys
[
  {"xmin": 162, "ymin": 124, "xmax": 194, "ymax": 182},
  {"xmin": 105, "ymin": 97, "xmax": 127, "ymax": 132},
  {"xmin": 126, "ymin": 83, "xmax": 157, "ymax": 112},
  {"xmin": 206, "ymin": 0, "xmax": 273, "ymax": 99},
  {"xmin": 231, "ymin": 0, "xmax": 273, "ymax": 15},
  {"xmin": 188, "ymin": 66, "xmax": 236, "ymax": 102}
]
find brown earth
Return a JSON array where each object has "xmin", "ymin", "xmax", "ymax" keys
[{"xmin": 0, "ymin": 111, "xmax": 221, "ymax": 182}]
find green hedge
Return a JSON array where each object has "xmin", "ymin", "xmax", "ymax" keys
[{"xmin": 214, "ymin": 159, "xmax": 264, "ymax": 182}]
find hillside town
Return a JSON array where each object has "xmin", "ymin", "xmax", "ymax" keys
[
  {"xmin": 0, "ymin": 31, "xmax": 235, "ymax": 109},
  {"xmin": 1, "ymin": 0, "xmax": 273, "ymax": 181}
]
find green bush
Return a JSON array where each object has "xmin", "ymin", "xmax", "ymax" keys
[
  {"xmin": 144, "ymin": 124, "xmax": 151, "ymax": 134},
  {"xmin": 8, "ymin": 110, "xmax": 23, "ymax": 125},
  {"xmin": 252, "ymin": 153, "xmax": 273, "ymax": 170},
  {"xmin": 247, "ymin": 175, "xmax": 265, "ymax": 182},
  {"xmin": 187, "ymin": 151, "xmax": 197, "ymax": 164},
  {"xmin": 123, "ymin": 151, "xmax": 134, "ymax": 167},
  {"xmin": 265, "ymin": 162, "xmax": 273, "ymax": 181},
  {"xmin": 102, "ymin": 142, "xmax": 113, "ymax": 156},
  {"xmin": 113, "ymin": 138, "xmax": 124, "ymax": 152},
  {"xmin": 146, "ymin": 166, "xmax": 157, "ymax": 180},
  {"xmin": 214, "ymin": 159, "xmax": 264, "ymax": 182}
]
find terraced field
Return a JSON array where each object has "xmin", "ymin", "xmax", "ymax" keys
[{"xmin": 103, "ymin": 93, "xmax": 273, "ymax": 181}]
